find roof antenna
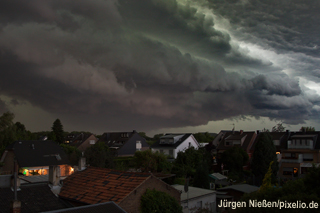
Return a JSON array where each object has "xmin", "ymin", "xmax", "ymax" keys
[{"xmin": 231, "ymin": 123, "xmax": 235, "ymax": 134}]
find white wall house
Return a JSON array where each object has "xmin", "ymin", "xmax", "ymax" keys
[
  {"xmin": 172, "ymin": 184, "xmax": 216, "ymax": 213},
  {"xmin": 150, "ymin": 134, "xmax": 200, "ymax": 159}
]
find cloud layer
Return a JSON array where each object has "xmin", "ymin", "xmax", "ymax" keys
[{"xmin": 0, "ymin": 0, "xmax": 319, "ymax": 132}]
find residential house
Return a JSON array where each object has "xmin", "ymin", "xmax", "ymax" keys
[
  {"xmin": 65, "ymin": 133, "xmax": 98, "ymax": 152},
  {"xmin": 150, "ymin": 133, "xmax": 200, "ymax": 159},
  {"xmin": 59, "ymin": 166, "xmax": 180, "ymax": 213},
  {"xmin": 172, "ymin": 184, "xmax": 216, "ymax": 213},
  {"xmin": 279, "ymin": 131, "xmax": 320, "ymax": 179},
  {"xmin": 0, "ymin": 140, "xmax": 72, "ymax": 183},
  {"xmin": 98, "ymin": 130, "xmax": 149, "ymax": 157},
  {"xmin": 214, "ymin": 130, "xmax": 257, "ymax": 170},
  {"xmin": 211, "ymin": 131, "xmax": 234, "ymax": 148}
]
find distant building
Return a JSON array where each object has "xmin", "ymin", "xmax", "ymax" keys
[
  {"xmin": 150, "ymin": 133, "xmax": 200, "ymax": 159},
  {"xmin": 172, "ymin": 184, "xmax": 216, "ymax": 213},
  {"xmin": 279, "ymin": 131, "xmax": 320, "ymax": 179},
  {"xmin": 98, "ymin": 130, "xmax": 149, "ymax": 157},
  {"xmin": 64, "ymin": 133, "xmax": 98, "ymax": 152}
]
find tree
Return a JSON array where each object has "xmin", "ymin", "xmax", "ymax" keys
[
  {"xmin": 300, "ymin": 126, "xmax": 315, "ymax": 132},
  {"xmin": 0, "ymin": 112, "xmax": 17, "ymax": 156},
  {"xmin": 260, "ymin": 161, "xmax": 274, "ymax": 192},
  {"xmin": 133, "ymin": 149, "xmax": 172, "ymax": 173},
  {"xmin": 271, "ymin": 122, "xmax": 285, "ymax": 132},
  {"xmin": 140, "ymin": 189, "xmax": 182, "ymax": 213},
  {"xmin": 251, "ymin": 132, "xmax": 278, "ymax": 186},
  {"xmin": 193, "ymin": 160, "xmax": 210, "ymax": 189},
  {"xmin": 84, "ymin": 142, "xmax": 114, "ymax": 168},
  {"xmin": 51, "ymin": 119, "xmax": 64, "ymax": 144},
  {"xmin": 172, "ymin": 147, "xmax": 211, "ymax": 178},
  {"xmin": 238, "ymin": 166, "xmax": 320, "ymax": 213},
  {"xmin": 0, "ymin": 112, "xmax": 15, "ymax": 131},
  {"xmin": 60, "ymin": 144, "xmax": 82, "ymax": 166},
  {"xmin": 193, "ymin": 132, "xmax": 215, "ymax": 143},
  {"xmin": 220, "ymin": 146, "xmax": 249, "ymax": 180}
]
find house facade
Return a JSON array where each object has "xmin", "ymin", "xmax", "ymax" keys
[
  {"xmin": 150, "ymin": 134, "xmax": 200, "ymax": 159},
  {"xmin": 98, "ymin": 130, "xmax": 149, "ymax": 157},
  {"xmin": 279, "ymin": 131, "xmax": 320, "ymax": 179},
  {"xmin": 172, "ymin": 184, "xmax": 216, "ymax": 213}
]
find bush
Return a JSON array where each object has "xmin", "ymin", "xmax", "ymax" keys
[{"xmin": 140, "ymin": 189, "xmax": 182, "ymax": 213}]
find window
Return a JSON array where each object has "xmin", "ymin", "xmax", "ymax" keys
[
  {"xmin": 136, "ymin": 141, "xmax": 142, "ymax": 151},
  {"xmin": 210, "ymin": 182, "xmax": 215, "ymax": 189},
  {"xmin": 89, "ymin": 140, "xmax": 95, "ymax": 145},
  {"xmin": 303, "ymin": 153, "xmax": 313, "ymax": 161},
  {"xmin": 169, "ymin": 150, "xmax": 174, "ymax": 157}
]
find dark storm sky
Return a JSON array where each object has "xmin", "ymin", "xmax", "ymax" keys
[{"xmin": 0, "ymin": 0, "xmax": 319, "ymax": 134}]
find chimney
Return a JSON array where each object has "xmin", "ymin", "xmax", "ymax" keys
[
  {"xmin": 10, "ymin": 160, "xmax": 21, "ymax": 213},
  {"xmin": 10, "ymin": 200, "xmax": 21, "ymax": 213},
  {"xmin": 240, "ymin": 130, "xmax": 243, "ymax": 135},
  {"xmin": 78, "ymin": 153, "xmax": 86, "ymax": 171},
  {"xmin": 257, "ymin": 130, "xmax": 260, "ymax": 135},
  {"xmin": 49, "ymin": 166, "xmax": 60, "ymax": 186}
]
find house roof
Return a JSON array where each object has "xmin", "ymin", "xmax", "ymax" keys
[
  {"xmin": 217, "ymin": 184, "xmax": 259, "ymax": 194},
  {"xmin": 209, "ymin": 173, "xmax": 228, "ymax": 180},
  {"xmin": 66, "ymin": 133, "xmax": 94, "ymax": 147},
  {"xmin": 59, "ymin": 167, "xmax": 151, "ymax": 204},
  {"xmin": 217, "ymin": 131, "xmax": 256, "ymax": 151},
  {"xmin": 172, "ymin": 185, "xmax": 215, "ymax": 202},
  {"xmin": 0, "ymin": 183, "xmax": 68, "ymax": 213},
  {"xmin": 42, "ymin": 202, "xmax": 127, "ymax": 213},
  {"xmin": 5, "ymin": 140, "xmax": 70, "ymax": 167},
  {"xmin": 150, "ymin": 133, "xmax": 195, "ymax": 149},
  {"xmin": 98, "ymin": 131, "xmax": 137, "ymax": 148}
]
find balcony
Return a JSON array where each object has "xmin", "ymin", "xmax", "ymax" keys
[
  {"xmin": 281, "ymin": 154, "xmax": 303, "ymax": 163},
  {"xmin": 287, "ymin": 141, "xmax": 313, "ymax": 149}
]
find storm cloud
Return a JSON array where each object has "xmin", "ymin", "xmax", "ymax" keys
[{"xmin": 0, "ymin": 0, "xmax": 319, "ymax": 133}]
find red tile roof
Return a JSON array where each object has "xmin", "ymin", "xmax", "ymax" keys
[{"xmin": 59, "ymin": 167, "xmax": 151, "ymax": 204}]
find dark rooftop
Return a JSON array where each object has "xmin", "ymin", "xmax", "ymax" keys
[
  {"xmin": 150, "ymin": 133, "xmax": 193, "ymax": 149},
  {"xmin": 5, "ymin": 140, "xmax": 70, "ymax": 167},
  {"xmin": 0, "ymin": 183, "xmax": 69, "ymax": 213}
]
